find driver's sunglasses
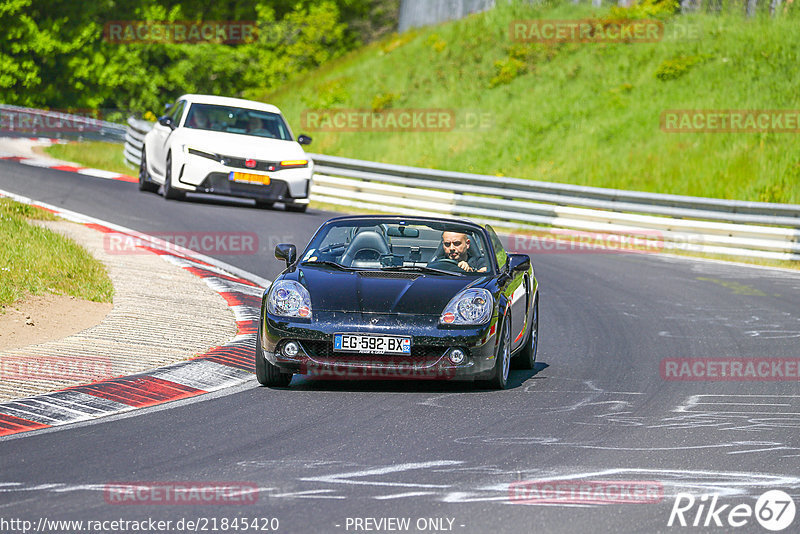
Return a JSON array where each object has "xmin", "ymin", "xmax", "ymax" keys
[{"xmin": 443, "ymin": 241, "xmax": 462, "ymax": 248}]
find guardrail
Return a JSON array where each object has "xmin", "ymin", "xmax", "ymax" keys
[
  {"xmin": 0, "ymin": 104, "xmax": 127, "ymax": 142},
  {"xmin": 123, "ymin": 117, "xmax": 799, "ymax": 262},
  {"xmin": 124, "ymin": 117, "xmax": 151, "ymax": 169}
]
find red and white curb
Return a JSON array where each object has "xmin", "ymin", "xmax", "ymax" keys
[
  {"xmin": 0, "ymin": 147, "xmax": 137, "ymax": 184},
  {"xmin": 27, "ymin": 137, "xmax": 71, "ymax": 144},
  {"xmin": 0, "ymin": 190, "xmax": 269, "ymax": 439}
]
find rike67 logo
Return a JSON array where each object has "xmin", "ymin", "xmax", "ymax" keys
[{"xmin": 668, "ymin": 490, "xmax": 796, "ymax": 531}]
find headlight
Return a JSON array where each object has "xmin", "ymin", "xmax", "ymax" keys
[
  {"xmin": 440, "ymin": 288, "xmax": 493, "ymax": 326},
  {"xmin": 186, "ymin": 147, "xmax": 220, "ymax": 161},
  {"xmin": 279, "ymin": 159, "xmax": 309, "ymax": 168},
  {"xmin": 267, "ymin": 280, "xmax": 312, "ymax": 319}
]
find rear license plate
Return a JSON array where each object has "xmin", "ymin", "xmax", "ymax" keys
[
  {"xmin": 229, "ymin": 171, "xmax": 270, "ymax": 185},
  {"xmin": 334, "ymin": 334, "xmax": 411, "ymax": 355}
]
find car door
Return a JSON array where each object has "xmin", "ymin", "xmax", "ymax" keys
[
  {"xmin": 151, "ymin": 100, "xmax": 185, "ymax": 178},
  {"xmin": 486, "ymin": 225, "xmax": 527, "ymax": 352}
]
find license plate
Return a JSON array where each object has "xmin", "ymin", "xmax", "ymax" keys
[
  {"xmin": 334, "ymin": 334, "xmax": 411, "ymax": 355},
  {"xmin": 229, "ymin": 171, "xmax": 270, "ymax": 185}
]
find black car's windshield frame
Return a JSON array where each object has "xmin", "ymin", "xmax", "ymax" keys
[{"xmin": 300, "ymin": 217, "xmax": 496, "ymax": 276}]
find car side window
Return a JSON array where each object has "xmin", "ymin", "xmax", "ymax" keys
[
  {"xmin": 170, "ymin": 100, "xmax": 186, "ymax": 125},
  {"xmin": 485, "ymin": 225, "xmax": 508, "ymax": 271}
]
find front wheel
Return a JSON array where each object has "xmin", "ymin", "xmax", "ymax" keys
[
  {"xmin": 162, "ymin": 153, "xmax": 185, "ymax": 201},
  {"xmin": 285, "ymin": 203, "xmax": 307, "ymax": 213},
  {"xmin": 138, "ymin": 151, "xmax": 158, "ymax": 193},
  {"xmin": 512, "ymin": 295, "xmax": 538, "ymax": 370},
  {"xmin": 255, "ymin": 329, "xmax": 292, "ymax": 387},
  {"xmin": 487, "ymin": 313, "xmax": 512, "ymax": 389}
]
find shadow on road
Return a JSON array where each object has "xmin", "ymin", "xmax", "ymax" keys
[{"xmin": 265, "ymin": 361, "xmax": 549, "ymax": 393}]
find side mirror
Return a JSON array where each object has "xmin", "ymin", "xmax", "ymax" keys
[
  {"xmin": 275, "ymin": 243, "xmax": 297, "ymax": 267},
  {"xmin": 509, "ymin": 253, "xmax": 531, "ymax": 273},
  {"xmin": 158, "ymin": 115, "xmax": 175, "ymax": 129},
  {"xmin": 297, "ymin": 134, "xmax": 312, "ymax": 145}
]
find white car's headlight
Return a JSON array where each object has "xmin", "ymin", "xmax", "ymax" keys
[
  {"xmin": 186, "ymin": 146, "xmax": 219, "ymax": 161},
  {"xmin": 440, "ymin": 288, "xmax": 493, "ymax": 326},
  {"xmin": 267, "ymin": 280, "xmax": 312, "ymax": 319}
]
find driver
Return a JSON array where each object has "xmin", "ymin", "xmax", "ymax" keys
[
  {"xmin": 248, "ymin": 115, "xmax": 280, "ymax": 138},
  {"xmin": 247, "ymin": 115, "xmax": 264, "ymax": 133},
  {"xmin": 440, "ymin": 231, "xmax": 487, "ymax": 273},
  {"xmin": 187, "ymin": 107, "xmax": 209, "ymax": 129}
]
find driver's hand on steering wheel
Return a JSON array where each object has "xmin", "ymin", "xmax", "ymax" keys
[{"xmin": 457, "ymin": 261, "xmax": 486, "ymax": 273}]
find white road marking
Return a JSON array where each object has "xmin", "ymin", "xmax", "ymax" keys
[
  {"xmin": 300, "ymin": 461, "xmax": 462, "ymax": 488},
  {"xmin": 373, "ymin": 491, "xmax": 437, "ymax": 500}
]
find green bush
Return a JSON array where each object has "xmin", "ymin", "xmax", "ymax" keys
[
  {"xmin": 609, "ymin": 0, "xmax": 680, "ymax": 20},
  {"xmin": 302, "ymin": 77, "xmax": 351, "ymax": 108},
  {"xmin": 370, "ymin": 92, "xmax": 399, "ymax": 111},
  {"xmin": 655, "ymin": 54, "xmax": 711, "ymax": 80},
  {"xmin": 0, "ymin": 0, "xmax": 379, "ymax": 116},
  {"xmin": 489, "ymin": 57, "xmax": 528, "ymax": 88}
]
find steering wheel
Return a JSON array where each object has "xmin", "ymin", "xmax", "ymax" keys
[
  {"xmin": 427, "ymin": 257, "xmax": 464, "ymax": 272},
  {"xmin": 429, "ymin": 258, "xmax": 458, "ymax": 265}
]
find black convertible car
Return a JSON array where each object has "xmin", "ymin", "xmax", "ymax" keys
[{"xmin": 256, "ymin": 215, "xmax": 539, "ymax": 389}]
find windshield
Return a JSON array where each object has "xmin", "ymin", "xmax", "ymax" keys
[
  {"xmin": 301, "ymin": 219, "xmax": 491, "ymax": 276},
  {"xmin": 183, "ymin": 103, "xmax": 293, "ymax": 141}
]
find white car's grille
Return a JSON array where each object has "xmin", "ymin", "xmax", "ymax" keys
[{"xmin": 219, "ymin": 155, "xmax": 280, "ymax": 172}]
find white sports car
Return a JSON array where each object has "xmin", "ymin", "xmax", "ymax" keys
[{"xmin": 139, "ymin": 94, "xmax": 313, "ymax": 212}]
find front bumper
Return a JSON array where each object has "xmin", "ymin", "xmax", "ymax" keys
[
  {"xmin": 177, "ymin": 153, "xmax": 312, "ymax": 202},
  {"xmin": 194, "ymin": 173, "xmax": 308, "ymax": 203},
  {"xmin": 260, "ymin": 311, "xmax": 500, "ymax": 381}
]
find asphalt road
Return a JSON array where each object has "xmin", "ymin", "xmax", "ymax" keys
[{"xmin": 1, "ymin": 159, "xmax": 799, "ymax": 534}]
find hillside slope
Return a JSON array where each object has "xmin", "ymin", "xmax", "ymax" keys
[{"xmin": 250, "ymin": 1, "xmax": 800, "ymax": 203}]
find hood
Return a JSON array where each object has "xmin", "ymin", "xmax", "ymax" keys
[
  {"xmin": 175, "ymin": 129, "xmax": 308, "ymax": 161},
  {"xmin": 293, "ymin": 267, "xmax": 482, "ymax": 315}
]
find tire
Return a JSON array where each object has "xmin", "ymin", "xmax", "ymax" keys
[
  {"xmin": 255, "ymin": 200, "xmax": 275, "ymax": 209},
  {"xmin": 487, "ymin": 312, "xmax": 512, "ymax": 390},
  {"xmin": 138, "ymin": 151, "xmax": 158, "ymax": 193},
  {"xmin": 162, "ymin": 153, "xmax": 185, "ymax": 201},
  {"xmin": 255, "ymin": 327, "xmax": 292, "ymax": 387},
  {"xmin": 512, "ymin": 295, "xmax": 538, "ymax": 370},
  {"xmin": 285, "ymin": 203, "xmax": 308, "ymax": 213}
]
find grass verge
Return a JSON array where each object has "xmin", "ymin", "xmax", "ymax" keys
[
  {"xmin": 0, "ymin": 198, "xmax": 114, "ymax": 307},
  {"xmin": 43, "ymin": 141, "xmax": 133, "ymax": 177}
]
